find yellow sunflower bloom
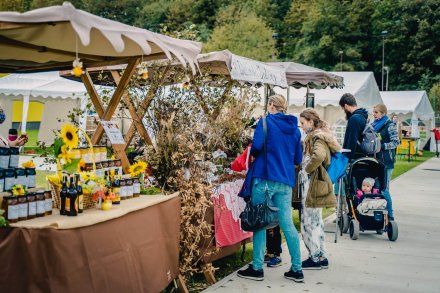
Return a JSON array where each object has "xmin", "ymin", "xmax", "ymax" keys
[
  {"xmin": 129, "ymin": 161, "xmax": 148, "ymax": 177},
  {"xmin": 12, "ymin": 185, "xmax": 25, "ymax": 196},
  {"xmin": 77, "ymin": 159, "xmax": 86, "ymax": 173},
  {"xmin": 22, "ymin": 160, "xmax": 35, "ymax": 168},
  {"xmin": 58, "ymin": 145, "xmax": 73, "ymax": 164},
  {"xmin": 60, "ymin": 124, "xmax": 79, "ymax": 149},
  {"xmin": 80, "ymin": 171, "xmax": 96, "ymax": 183}
]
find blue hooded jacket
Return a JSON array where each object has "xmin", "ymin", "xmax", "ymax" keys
[{"xmin": 238, "ymin": 113, "xmax": 302, "ymax": 198}]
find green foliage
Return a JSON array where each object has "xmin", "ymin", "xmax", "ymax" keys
[
  {"xmin": 53, "ymin": 137, "xmax": 64, "ymax": 158},
  {"xmin": 135, "ymin": 0, "xmax": 172, "ymax": 31},
  {"xmin": 204, "ymin": 12, "xmax": 276, "ymax": 61},
  {"xmin": 429, "ymin": 82, "xmax": 440, "ymax": 113},
  {"xmin": 0, "ymin": 0, "xmax": 25, "ymax": 11},
  {"xmin": 0, "ymin": 209, "xmax": 7, "ymax": 228},
  {"xmin": 140, "ymin": 186, "xmax": 162, "ymax": 195},
  {"xmin": 13, "ymin": 0, "xmax": 440, "ymax": 95}
]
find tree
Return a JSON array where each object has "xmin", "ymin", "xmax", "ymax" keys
[
  {"xmin": 282, "ymin": 0, "xmax": 374, "ymax": 71},
  {"xmin": 429, "ymin": 82, "xmax": 440, "ymax": 114},
  {"xmin": 372, "ymin": 0, "xmax": 440, "ymax": 90},
  {"xmin": 135, "ymin": 0, "xmax": 172, "ymax": 31},
  {"xmin": 203, "ymin": 12, "xmax": 276, "ymax": 61}
]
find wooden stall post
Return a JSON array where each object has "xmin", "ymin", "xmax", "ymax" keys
[
  {"xmin": 123, "ymin": 65, "xmax": 171, "ymax": 150},
  {"xmin": 80, "ymin": 57, "xmax": 140, "ymax": 173},
  {"xmin": 176, "ymin": 275, "xmax": 189, "ymax": 293}
]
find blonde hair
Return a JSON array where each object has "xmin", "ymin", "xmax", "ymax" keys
[
  {"xmin": 299, "ymin": 108, "xmax": 329, "ymax": 131},
  {"xmin": 373, "ymin": 104, "xmax": 388, "ymax": 115},
  {"xmin": 268, "ymin": 94, "xmax": 287, "ymax": 113}
]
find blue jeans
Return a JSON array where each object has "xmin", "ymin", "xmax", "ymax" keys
[
  {"xmin": 251, "ymin": 178, "xmax": 302, "ymax": 272},
  {"xmin": 383, "ymin": 168, "xmax": 394, "ymax": 218}
]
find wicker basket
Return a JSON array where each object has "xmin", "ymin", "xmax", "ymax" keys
[
  {"xmin": 49, "ymin": 181, "xmax": 97, "ymax": 210},
  {"xmin": 49, "ymin": 137, "xmax": 98, "ymax": 210}
]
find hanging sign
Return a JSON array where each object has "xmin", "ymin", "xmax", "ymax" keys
[{"xmin": 101, "ymin": 121, "xmax": 125, "ymax": 145}]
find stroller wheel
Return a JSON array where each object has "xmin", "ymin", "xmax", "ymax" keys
[
  {"xmin": 349, "ymin": 220, "xmax": 359, "ymax": 240},
  {"xmin": 387, "ymin": 221, "xmax": 398, "ymax": 241},
  {"xmin": 339, "ymin": 213, "xmax": 349, "ymax": 234},
  {"xmin": 376, "ymin": 230, "xmax": 384, "ymax": 235}
]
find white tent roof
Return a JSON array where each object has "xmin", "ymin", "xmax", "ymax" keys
[
  {"xmin": 0, "ymin": 71, "xmax": 87, "ymax": 99},
  {"xmin": 380, "ymin": 91, "xmax": 434, "ymax": 120},
  {"xmin": 285, "ymin": 71, "xmax": 382, "ymax": 109}
]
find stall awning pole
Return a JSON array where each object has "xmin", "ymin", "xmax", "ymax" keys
[{"xmin": 21, "ymin": 95, "xmax": 30, "ymax": 133}]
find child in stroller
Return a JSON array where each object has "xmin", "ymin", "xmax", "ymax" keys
[
  {"xmin": 355, "ymin": 177, "xmax": 379, "ymax": 199},
  {"xmin": 339, "ymin": 157, "xmax": 398, "ymax": 241},
  {"xmin": 355, "ymin": 177, "xmax": 387, "ymax": 216}
]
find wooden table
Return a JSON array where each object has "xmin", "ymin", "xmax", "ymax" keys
[
  {"xmin": 402, "ymin": 137, "xmax": 418, "ymax": 162},
  {"xmin": 0, "ymin": 194, "xmax": 180, "ymax": 293}
]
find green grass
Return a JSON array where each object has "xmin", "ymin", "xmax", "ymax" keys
[
  {"xmin": 392, "ymin": 150, "xmax": 435, "ymax": 179},
  {"xmin": 36, "ymin": 170, "xmax": 54, "ymax": 188}
]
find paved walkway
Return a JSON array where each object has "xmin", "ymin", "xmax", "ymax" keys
[{"xmin": 203, "ymin": 157, "xmax": 440, "ymax": 293}]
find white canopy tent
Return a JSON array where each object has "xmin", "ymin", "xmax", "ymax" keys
[
  {"xmin": 380, "ymin": 91, "xmax": 435, "ymax": 151},
  {"xmin": 0, "ymin": 72, "xmax": 89, "ymax": 143},
  {"xmin": 254, "ymin": 72, "xmax": 383, "ymax": 144},
  {"xmin": 263, "ymin": 71, "xmax": 381, "ymax": 117}
]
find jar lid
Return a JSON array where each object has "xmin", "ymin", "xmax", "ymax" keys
[
  {"xmin": 4, "ymin": 168, "xmax": 15, "ymax": 176},
  {"xmin": 15, "ymin": 168, "xmax": 26, "ymax": 175},
  {"xmin": 8, "ymin": 129, "xmax": 18, "ymax": 135}
]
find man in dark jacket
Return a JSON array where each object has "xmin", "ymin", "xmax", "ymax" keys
[{"xmin": 339, "ymin": 93, "xmax": 368, "ymax": 160}]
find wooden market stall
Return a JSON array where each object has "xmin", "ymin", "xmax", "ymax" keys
[{"xmin": 0, "ymin": 3, "xmax": 201, "ymax": 293}]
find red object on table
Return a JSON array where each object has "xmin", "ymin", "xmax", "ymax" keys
[
  {"xmin": 231, "ymin": 144, "xmax": 251, "ymax": 172},
  {"xmin": 212, "ymin": 180, "xmax": 252, "ymax": 247}
]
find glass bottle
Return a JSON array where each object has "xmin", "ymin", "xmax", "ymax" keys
[
  {"xmin": 112, "ymin": 169, "xmax": 121, "ymax": 204},
  {"xmin": 26, "ymin": 192, "xmax": 37, "ymax": 219},
  {"xmin": 3, "ymin": 196, "xmax": 19, "ymax": 223},
  {"xmin": 0, "ymin": 169, "xmax": 4, "ymax": 192},
  {"xmin": 17, "ymin": 195, "xmax": 28, "ymax": 221},
  {"xmin": 126, "ymin": 177, "xmax": 133, "ymax": 199},
  {"xmin": 75, "ymin": 174, "xmax": 83, "ymax": 213},
  {"xmin": 26, "ymin": 168, "xmax": 36, "ymax": 188},
  {"xmin": 35, "ymin": 191, "xmax": 46, "ymax": 217},
  {"xmin": 68, "ymin": 176, "xmax": 78, "ymax": 216},
  {"xmin": 8, "ymin": 147, "xmax": 19, "ymax": 168},
  {"xmin": 44, "ymin": 190, "xmax": 53, "ymax": 215},
  {"xmin": 133, "ymin": 177, "xmax": 141, "ymax": 197},
  {"xmin": 60, "ymin": 175, "xmax": 68, "ymax": 215}
]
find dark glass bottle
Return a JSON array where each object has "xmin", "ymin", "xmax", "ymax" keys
[
  {"xmin": 68, "ymin": 176, "xmax": 78, "ymax": 216},
  {"xmin": 75, "ymin": 174, "xmax": 83, "ymax": 213},
  {"xmin": 60, "ymin": 175, "xmax": 68, "ymax": 215}
]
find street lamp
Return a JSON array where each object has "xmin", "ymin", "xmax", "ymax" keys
[
  {"xmin": 384, "ymin": 66, "xmax": 389, "ymax": 91},
  {"xmin": 381, "ymin": 30, "xmax": 388, "ymax": 91},
  {"xmin": 339, "ymin": 50, "xmax": 343, "ymax": 71}
]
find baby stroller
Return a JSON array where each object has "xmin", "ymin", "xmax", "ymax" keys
[{"xmin": 338, "ymin": 157, "xmax": 398, "ymax": 241}]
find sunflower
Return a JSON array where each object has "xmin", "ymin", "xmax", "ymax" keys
[
  {"xmin": 22, "ymin": 160, "xmax": 35, "ymax": 168},
  {"xmin": 58, "ymin": 145, "xmax": 73, "ymax": 164},
  {"xmin": 12, "ymin": 185, "xmax": 25, "ymax": 196},
  {"xmin": 80, "ymin": 171, "xmax": 96, "ymax": 183},
  {"xmin": 59, "ymin": 124, "xmax": 79, "ymax": 149},
  {"xmin": 77, "ymin": 159, "xmax": 86, "ymax": 173},
  {"xmin": 129, "ymin": 161, "xmax": 148, "ymax": 177}
]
